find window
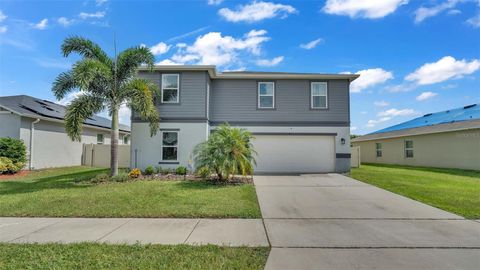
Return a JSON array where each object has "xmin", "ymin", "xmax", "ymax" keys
[
  {"xmin": 258, "ymin": 82, "xmax": 275, "ymax": 109},
  {"xmin": 162, "ymin": 131, "xmax": 178, "ymax": 161},
  {"xmin": 311, "ymin": 82, "xmax": 328, "ymax": 109},
  {"xmin": 405, "ymin": 140, "xmax": 414, "ymax": 158},
  {"xmin": 375, "ymin": 143, "xmax": 382, "ymax": 157},
  {"xmin": 97, "ymin": 134, "xmax": 104, "ymax": 144},
  {"xmin": 161, "ymin": 74, "xmax": 179, "ymax": 103},
  {"xmin": 123, "ymin": 135, "xmax": 129, "ymax": 145}
]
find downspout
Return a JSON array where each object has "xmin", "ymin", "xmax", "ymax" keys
[{"xmin": 29, "ymin": 118, "xmax": 40, "ymax": 170}]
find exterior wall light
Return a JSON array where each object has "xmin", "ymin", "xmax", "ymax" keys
[{"xmin": 341, "ymin": 138, "xmax": 346, "ymax": 145}]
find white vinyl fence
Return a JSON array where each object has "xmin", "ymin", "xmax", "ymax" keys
[
  {"xmin": 350, "ymin": 146, "xmax": 361, "ymax": 168},
  {"xmin": 82, "ymin": 144, "xmax": 130, "ymax": 168}
]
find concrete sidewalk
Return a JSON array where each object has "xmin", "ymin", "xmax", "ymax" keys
[{"xmin": 0, "ymin": 217, "xmax": 269, "ymax": 246}]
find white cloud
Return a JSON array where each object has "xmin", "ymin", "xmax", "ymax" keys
[
  {"xmin": 322, "ymin": 0, "xmax": 408, "ymax": 19},
  {"xmin": 150, "ymin": 42, "xmax": 171, "ymax": 55},
  {"xmin": 208, "ymin": 0, "xmax": 224, "ymax": 5},
  {"xmin": 447, "ymin": 9, "xmax": 462, "ymax": 15},
  {"xmin": 34, "ymin": 57, "xmax": 71, "ymax": 69},
  {"xmin": 96, "ymin": 0, "xmax": 108, "ymax": 6},
  {"xmin": 366, "ymin": 117, "xmax": 391, "ymax": 127},
  {"xmin": 167, "ymin": 29, "xmax": 271, "ymax": 68},
  {"xmin": 350, "ymin": 68, "xmax": 394, "ymax": 93},
  {"xmin": 0, "ymin": 26, "xmax": 6, "ymax": 33},
  {"xmin": 156, "ymin": 59, "xmax": 181, "ymax": 65},
  {"xmin": 299, "ymin": 38, "xmax": 323, "ymax": 50},
  {"xmin": 0, "ymin": 10, "xmax": 7, "ymax": 22},
  {"xmin": 118, "ymin": 103, "xmax": 131, "ymax": 125},
  {"xmin": 378, "ymin": 108, "xmax": 417, "ymax": 117},
  {"xmin": 58, "ymin": 91, "xmax": 85, "ymax": 106},
  {"xmin": 256, "ymin": 56, "xmax": 284, "ymax": 67},
  {"xmin": 351, "ymin": 126, "xmax": 358, "ymax": 131},
  {"xmin": 219, "ymin": 1, "xmax": 297, "ymax": 23},
  {"xmin": 58, "ymin": 17, "xmax": 74, "ymax": 27},
  {"xmin": 467, "ymin": 12, "xmax": 480, "ymax": 28},
  {"xmin": 366, "ymin": 108, "xmax": 417, "ymax": 128},
  {"xmin": 32, "ymin": 19, "xmax": 48, "ymax": 30},
  {"xmin": 374, "ymin": 100, "xmax": 390, "ymax": 107},
  {"xmin": 414, "ymin": 0, "xmax": 460, "ymax": 23},
  {"xmin": 405, "ymin": 56, "xmax": 480, "ymax": 85},
  {"xmin": 416, "ymin": 91, "xmax": 438, "ymax": 101},
  {"xmin": 79, "ymin": 11, "xmax": 105, "ymax": 19}
]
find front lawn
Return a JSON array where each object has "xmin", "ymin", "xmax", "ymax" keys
[
  {"xmin": 0, "ymin": 243, "xmax": 269, "ymax": 270},
  {"xmin": 351, "ymin": 164, "xmax": 480, "ymax": 219},
  {"xmin": 0, "ymin": 166, "xmax": 261, "ymax": 218}
]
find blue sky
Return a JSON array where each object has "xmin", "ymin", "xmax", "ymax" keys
[{"xmin": 0, "ymin": 0, "xmax": 479, "ymax": 134}]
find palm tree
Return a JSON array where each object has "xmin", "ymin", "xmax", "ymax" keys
[
  {"xmin": 52, "ymin": 36, "xmax": 160, "ymax": 176},
  {"xmin": 193, "ymin": 124, "xmax": 256, "ymax": 181}
]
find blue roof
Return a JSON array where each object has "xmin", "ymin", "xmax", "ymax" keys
[{"xmin": 371, "ymin": 104, "xmax": 480, "ymax": 134}]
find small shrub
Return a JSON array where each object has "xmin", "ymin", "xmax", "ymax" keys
[
  {"xmin": 0, "ymin": 137, "xmax": 27, "ymax": 164},
  {"xmin": 155, "ymin": 166, "xmax": 163, "ymax": 174},
  {"xmin": 90, "ymin": 173, "xmax": 110, "ymax": 183},
  {"xmin": 161, "ymin": 168, "xmax": 173, "ymax": 175},
  {"xmin": 196, "ymin": 166, "xmax": 211, "ymax": 179},
  {"xmin": 129, "ymin": 168, "xmax": 141, "ymax": 178},
  {"xmin": 144, "ymin": 166, "xmax": 155, "ymax": 175},
  {"xmin": 176, "ymin": 166, "xmax": 187, "ymax": 175},
  {"xmin": 0, "ymin": 157, "xmax": 24, "ymax": 174},
  {"xmin": 111, "ymin": 173, "xmax": 130, "ymax": 182}
]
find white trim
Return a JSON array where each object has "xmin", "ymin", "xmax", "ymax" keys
[
  {"xmin": 258, "ymin": 81, "xmax": 275, "ymax": 109},
  {"xmin": 161, "ymin": 74, "xmax": 180, "ymax": 103},
  {"xmin": 161, "ymin": 130, "xmax": 179, "ymax": 161},
  {"xmin": 97, "ymin": 134, "xmax": 104, "ymax": 144},
  {"xmin": 311, "ymin": 82, "xmax": 328, "ymax": 109}
]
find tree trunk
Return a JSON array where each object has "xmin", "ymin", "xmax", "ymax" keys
[{"xmin": 110, "ymin": 106, "xmax": 119, "ymax": 176}]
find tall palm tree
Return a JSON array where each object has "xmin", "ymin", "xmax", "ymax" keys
[{"xmin": 52, "ymin": 36, "xmax": 160, "ymax": 176}]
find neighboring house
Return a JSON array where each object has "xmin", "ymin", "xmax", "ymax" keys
[
  {"xmin": 0, "ymin": 95, "xmax": 131, "ymax": 169},
  {"xmin": 352, "ymin": 104, "xmax": 480, "ymax": 171},
  {"xmin": 131, "ymin": 65, "xmax": 358, "ymax": 173}
]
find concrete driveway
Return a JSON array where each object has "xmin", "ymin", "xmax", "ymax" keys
[{"xmin": 255, "ymin": 174, "xmax": 480, "ymax": 269}]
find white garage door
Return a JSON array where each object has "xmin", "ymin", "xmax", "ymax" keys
[{"xmin": 252, "ymin": 135, "xmax": 335, "ymax": 173}]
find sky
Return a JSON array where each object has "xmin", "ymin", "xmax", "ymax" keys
[{"xmin": 0, "ymin": 0, "xmax": 479, "ymax": 134}]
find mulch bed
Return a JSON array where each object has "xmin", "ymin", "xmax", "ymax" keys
[
  {"xmin": 0, "ymin": 170, "xmax": 31, "ymax": 180},
  {"xmin": 139, "ymin": 173, "xmax": 253, "ymax": 184}
]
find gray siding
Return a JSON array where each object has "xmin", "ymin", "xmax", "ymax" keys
[
  {"xmin": 0, "ymin": 112, "xmax": 21, "ymax": 138},
  {"xmin": 136, "ymin": 71, "xmax": 207, "ymax": 120},
  {"xmin": 210, "ymin": 79, "xmax": 350, "ymax": 125}
]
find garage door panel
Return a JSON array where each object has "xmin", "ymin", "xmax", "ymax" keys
[{"xmin": 252, "ymin": 135, "xmax": 335, "ymax": 173}]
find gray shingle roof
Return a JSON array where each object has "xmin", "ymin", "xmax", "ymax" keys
[{"xmin": 0, "ymin": 95, "xmax": 130, "ymax": 132}]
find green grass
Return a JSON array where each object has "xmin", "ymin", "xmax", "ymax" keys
[
  {"xmin": 0, "ymin": 166, "xmax": 261, "ymax": 218},
  {"xmin": 351, "ymin": 163, "xmax": 480, "ymax": 219},
  {"xmin": 0, "ymin": 243, "xmax": 269, "ymax": 270}
]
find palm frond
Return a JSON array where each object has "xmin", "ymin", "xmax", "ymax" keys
[
  {"xmin": 64, "ymin": 94, "xmax": 104, "ymax": 141},
  {"xmin": 62, "ymin": 36, "xmax": 112, "ymax": 67},
  {"xmin": 116, "ymin": 46, "xmax": 154, "ymax": 81},
  {"xmin": 52, "ymin": 71, "xmax": 78, "ymax": 100},
  {"xmin": 122, "ymin": 78, "xmax": 160, "ymax": 136},
  {"xmin": 72, "ymin": 58, "xmax": 112, "ymax": 91}
]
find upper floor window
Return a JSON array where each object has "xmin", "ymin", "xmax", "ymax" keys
[
  {"xmin": 405, "ymin": 140, "xmax": 414, "ymax": 158},
  {"xmin": 123, "ymin": 135, "xmax": 129, "ymax": 145},
  {"xmin": 258, "ymin": 82, "xmax": 275, "ymax": 109},
  {"xmin": 161, "ymin": 74, "xmax": 179, "ymax": 103},
  {"xmin": 311, "ymin": 82, "xmax": 328, "ymax": 109},
  {"xmin": 97, "ymin": 134, "xmax": 104, "ymax": 144}
]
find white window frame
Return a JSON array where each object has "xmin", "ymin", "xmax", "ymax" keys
[
  {"xmin": 375, "ymin": 143, "xmax": 382, "ymax": 158},
  {"xmin": 311, "ymin": 82, "xmax": 328, "ymax": 109},
  {"xmin": 404, "ymin": 140, "xmax": 414, "ymax": 158},
  {"xmin": 257, "ymin": 82, "xmax": 275, "ymax": 109},
  {"xmin": 97, "ymin": 134, "xmax": 104, "ymax": 145},
  {"xmin": 161, "ymin": 130, "xmax": 179, "ymax": 161},
  {"xmin": 161, "ymin": 74, "xmax": 180, "ymax": 103}
]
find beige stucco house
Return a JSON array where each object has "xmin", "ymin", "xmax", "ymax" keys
[
  {"xmin": 352, "ymin": 104, "xmax": 480, "ymax": 171},
  {"xmin": 0, "ymin": 95, "xmax": 130, "ymax": 169}
]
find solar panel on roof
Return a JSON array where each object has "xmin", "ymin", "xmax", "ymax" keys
[{"xmin": 370, "ymin": 104, "xmax": 480, "ymax": 134}]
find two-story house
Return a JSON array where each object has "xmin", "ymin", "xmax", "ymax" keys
[{"xmin": 131, "ymin": 65, "xmax": 358, "ymax": 174}]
